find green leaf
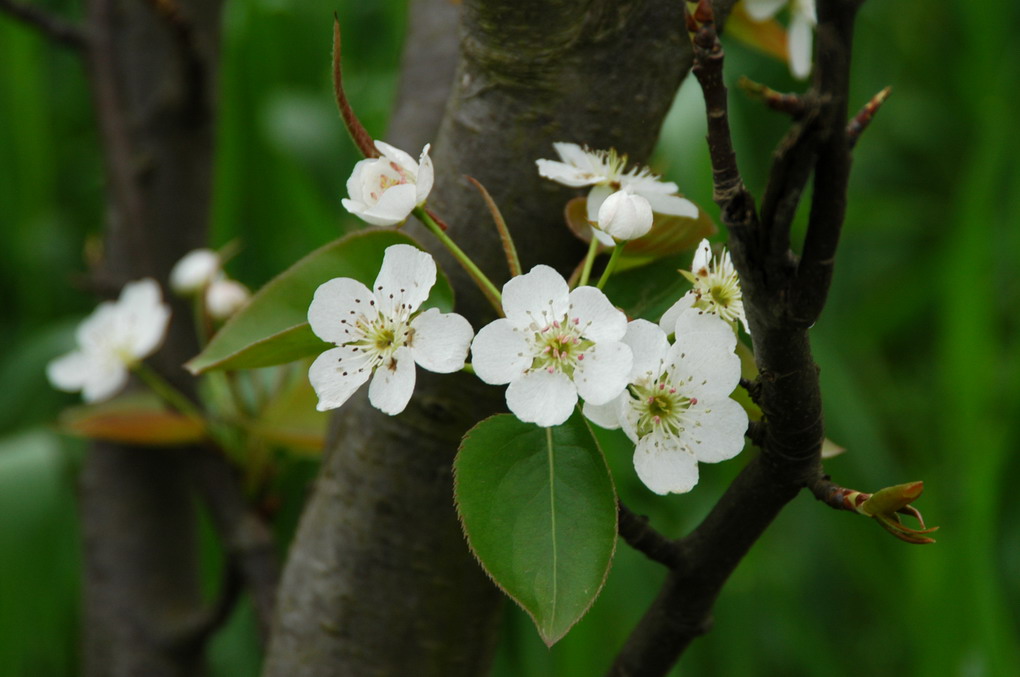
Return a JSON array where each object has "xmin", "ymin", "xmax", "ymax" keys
[
  {"xmin": 186, "ymin": 230, "xmax": 454, "ymax": 373},
  {"xmin": 454, "ymin": 412, "xmax": 617, "ymax": 646}
]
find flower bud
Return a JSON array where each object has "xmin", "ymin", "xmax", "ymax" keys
[
  {"xmin": 170, "ymin": 249, "xmax": 220, "ymax": 295},
  {"xmin": 596, "ymin": 189, "xmax": 653, "ymax": 242},
  {"xmin": 205, "ymin": 278, "xmax": 250, "ymax": 320}
]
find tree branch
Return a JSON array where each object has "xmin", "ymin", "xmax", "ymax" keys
[
  {"xmin": 607, "ymin": 1, "xmax": 865, "ymax": 673},
  {"xmin": 618, "ymin": 502, "xmax": 682, "ymax": 568},
  {"xmin": 0, "ymin": 0, "xmax": 88, "ymax": 49},
  {"xmin": 191, "ymin": 449, "xmax": 279, "ymax": 644}
]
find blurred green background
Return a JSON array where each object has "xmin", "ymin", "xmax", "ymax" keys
[{"xmin": 1, "ymin": 1, "xmax": 1017, "ymax": 675}]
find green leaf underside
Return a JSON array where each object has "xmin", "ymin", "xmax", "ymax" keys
[
  {"xmin": 186, "ymin": 230, "xmax": 454, "ymax": 373},
  {"xmin": 454, "ymin": 412, "xmax": 617, "ymax": 646}
]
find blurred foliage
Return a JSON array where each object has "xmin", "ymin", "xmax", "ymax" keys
[{"xmin": 1, "ymin": 0, "xmax": 1018, "ymax": 676}]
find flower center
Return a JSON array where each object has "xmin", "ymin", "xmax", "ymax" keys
[
  {"xmin": 367, "ymin": 161, "xmax": 410, "ymax": 204},
  {"xmin": 347, "ymin": 312, "xmax": 414, "ymax": 369},
  {"xmin": 629, "ymin": 378, "xmax": 695, "ymax": 438},
  {"xmin": 529, "ymin": 318, "xmax": 594, "ymax": 377}
]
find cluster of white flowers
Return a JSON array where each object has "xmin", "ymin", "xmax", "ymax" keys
[
  {"xmin": 322, "ymin": 138, "xmax": 753, "ymax": 495},
  {"xmin": 47, "ymin": 279, "xmax": 171, "ymax": 403},
  {"xmin": 170, "ymin": 248, "xmax": 251, "ymax": 320},
  {"xmin": 536, "ymin": 142, "xmax": 698, "ymax": 246},
  {"xmin": 304, "ymin": 241, "xmax": 748, "ymax": 494},
  {"xmin": 744, "ymin": 0, "xmax": 817, "ymax": 79}
]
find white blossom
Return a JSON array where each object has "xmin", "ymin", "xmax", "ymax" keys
[
  {"xmin": 307, "ymin": 244, "xmax": 471, "ymax": 415},
  {"xmin": 744, "ymin": 0, "xmax": 817, "ymax": 79},
  {"xmin": 170, "ymin": 248, "xmax": 220, "ymax": 295},
  {"xmin": 583, "ymin": 314, "xmax": 747, "ymax": 495},
  {"xmin": 205, "ymin": 277, "xmax": 250, "ymax": 320},
  {"xmin": 660, "ymin": 239, "xmax": 749, "ymax": 335},
  {"xmin": 342, "ymin": 140, "xmax": 434, "ymax": 227},
  {"xmin": 536, "ymin": 142, "xmax": 698, "ymax": 243},
  {"xmin": 471, "ymin": 265, "xmax": 633, "ymax": 427},
  {"xmin": 47, "ymin": 279, "xmax": 171, "ymax": 403}
]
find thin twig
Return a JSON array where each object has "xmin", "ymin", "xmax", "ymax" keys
[
  {"xmin": 465, "ymin": 175, "xmax": 521, "ymax": 277},
  {"xmin": 847, "ymin": 86, "xmax": 891, "ymax": 149},
  {"xmin": 332, "ymin": 14, "xmax": 378, "ymax": 158},
  {"xmin": 738, "ymin": 76, "xmax": 808, "ymax": 117},
  {"xmin": 0, "ymin": 0, "xmax": 88, "ymax": 50},
  {"xmin": 618, "ymin": 502, "xmax": 682, "ymax": 568}
]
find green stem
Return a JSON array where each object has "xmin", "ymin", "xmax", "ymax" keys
[
  {"xmin": 415, "ymin": 206, "xmax": 504, "ymax": 315},
  {"xmin": 596, "ymin": 245, "xmax": 624, "ymax": 290},
  {"xmin": 461, "ymin": 363, "xmax": 476, "ymax": 375},
  {"xmin": 134, "ymin": 362, "xmax": 204, "ymax": 421},
  {"xmin": 577, "ymin": 236, "xmax": 601, "ymax": 288}
]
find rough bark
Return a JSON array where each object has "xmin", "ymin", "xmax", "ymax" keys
[
  {"xmin": 78, "ymin": 0, "xmax": 224, "ymax": 675},
  {"xmin": 264, "ymin": 1, "xmax": 737, "ymax": 675}
]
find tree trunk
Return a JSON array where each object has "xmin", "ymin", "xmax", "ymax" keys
[
  {"xmin": 264, "ymin": 1, "xmax": 735, "ymax": 674},
  {"xmin": 79, "ymin": 0, "xmax": 224, "ymax": 674}
]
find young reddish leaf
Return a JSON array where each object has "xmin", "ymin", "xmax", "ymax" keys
[
  {"xmin": 454, "ymin": 412, "xmax": 617, "ymax": 646},
  {"xmin": 59, "ymin": 394, "xmax": 205, "ymax": 446}
]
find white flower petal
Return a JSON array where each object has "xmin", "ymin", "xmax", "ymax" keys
[
  {"xmin": 597, "ymin": 190, "xmax": 653, "ymax": 241},
  {"xmin": 788, "ymin": 11, "xmax": 814, "ymax": 79},
  {"xmin": 308, "ymin": 345, "xmax": 373, "ymax": 411},
  {"xmin": 641, "ymin": 192, "xmax": 699, "ymax": 219},
  {"xmin": 502, "ymin": 265, "xmax": 569, "ymax": 330},
  {"xmin": 352, "ymin": 182, "xmax": 419, "ymax": 226},
  {"xmin": 368, "ymin": 346, "xmax": 416, "ymax": 415},
  {"xmin": 658, "ymin": 293, "xmax": 696, "ymax": 336},
  {"xmin": 691, "ymin": 238, "xmax": 713, "ymax": 274},
  {"xmin": 582, "ymin": 395, "xmax": 624, "ymax": 430},
  {"xmin": 590, "ymin": 226, "xmax": 615, "ymax": 247},
  {"xmin": 536, "ymin": 159, "xmax": 596, "ymax": 187},
  {"xmin": 553, "ymin": 141, "xmax": 591, "ymax": 167},
  {"xmin": 80, "ymin": 356, "xmax": 130, "ymax": 403},
  {"xmin": 470, "ymin": 318, "xmax": 530, "ymax": 385},
  {"xmin": 633, "ymin": 433, "xmax": 700, "ymax": 495},
  {"xmin": 170, "ymin": 249, "xmax": 220, "ymax": 294},
  {"xmin": 415, "ymin": 144, "xmax": 434, "ymax": 204},
  {"xmin": 307, "ymin": 277, "xmax": 377, "ymax": 344},
  {"xmin": 372, "ymin": 244, "xmax": 437, "ymax": 318},
  {"xmin": 585, "ymin": 184, "xmax": 615, "ymax": 222},
  {"xmin": 623, "ymin": 319, "xmax": 669, "ymax": 383},
  {"xmin": 374, "ymin": 140, "xmax": 418, "ymax": 173},
  {"xmin": 47, "ymin": 351, "xmax": 93, "ymax": 393},
  {"xmin": 574, "ymin": 341, "xmax": 633, "ymax": 406},
  {"xmin": 623, "ymin": 174, "xmax": 680, "ymax": 196},
  {"xmin": 115, "ymin": 279, "xmax": 170, "ymax": 361},
  {"xmin": 567, "ymin": 286, "xmax": 627, "ymax": 343},
  {"xmin": 410, "ymin": 308, "xmax": 473, "ymax": 373},
  {"xmin": 505, "ymin": 369, "xmax": 577, "ymax": 427},
  {"xmin": 668, "ymin": 313, "xmax": 741, "ymax": 401},
  {"xmin": 684, "ymin": 398, "xmax": 748, "ymax": 463}
]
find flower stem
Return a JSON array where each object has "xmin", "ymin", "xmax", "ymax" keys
[
  {"xmin": 415, "ymin": 206, "xmax": 504, "ymax": 315},
  {"xmin": 596, "ymin": 245, "xmax": 624, "ymax": 290},
  {"xmin": 577, "ymin": 235, "xmax": 600, "ymax": 288},
  {"xmin": 461, "ymin": 363, "xmax": 476, "ymax": 375},
  {"xmin": 134, "ymin": 362, "xmax": 204, "ymax": 421}
]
